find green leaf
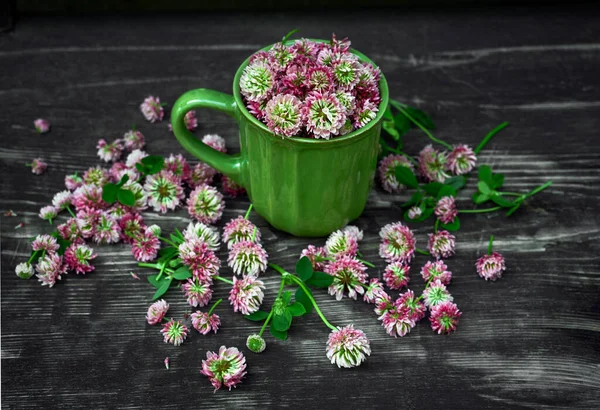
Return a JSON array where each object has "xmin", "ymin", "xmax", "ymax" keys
[
  {"xmin": 295, "ymin": 287, "xmax": 313, "ymax": 314},
  {"xmin": 383, "ymin": 105, "xmax": 393, "ymax": 121},
  {"xmin": 282, "ymin": 291, "xmax": 293, "ymax": 306},
  {"xmin": 170, "ymin": 233, "xmax": 184, "ymax": 245},
  {"xmin": 102, "ymin": 183, "xmax": 119, "ymax": 204},
  {"xmin": 472, "ymin": 192, "xmax": 490, "ymax": 204},
  {"xmin": 174, "ymin": 228, "xmax": 185, "ymax": 240},
  {"xmin": 244, "ymin": 310, "xmax": 270, "ymax": 321},
  {"xmin": 306, "ymin": 271, "xmax": 334, "ymax": 288},
  {"xmin": 478, "ymin": 165, "xmax": 493, "ymax": 186},
  {"xmin": 55, "ymin": 237, "xmax": 71, "ymax": 256},
  {"xmin": 441, "ymin": 217, "xmax": 460, "ymax": 232},
  {"xmin": 437, "ymin": 184, "xmax": 457, "ymax": 199},
  {"xmin": 393, "ymin": 113, "xmax": 412, "ymax": 135},
  {"xmin": 172, "ymin": 266, "xmax": 192, "ymax": 280},
  {"xmin": 148, "ymin": 274, "xmax": 170, "ymax": 289},
  {"xmin": 401, "ymin": 191, "xmax": 423, "ymax": 208},
  {"xmin": 117, "ymin": 188, "xmax": 135, "ymax": 206},
  {"xmin": 158, "ymin": 247, "xmax": 178, "ymax": 259},
  {"xmin": 490, "ymin": 193, "xmax": 514, "ymax": 208},
  {"xmin": 423, "ymin": 182, "xmax": 444, "ymax": 196},
  {"xmin": 116, "ymin": 174, "xmax": 130, "ymax": 187},
  {"xmin": 141, "ymin": 155, "xmax": 164, "ymax": 175},
  {"xmin": 152, "ymin": 277, "xmax": 172, "ymax": 300},
  {"xmin": 287, "ymin": 302, "xmax": 306, "ymax": 317},
  {"xmin": 416, "ymin": 207, "xmax": 434, "ymax": 222},
  {"xmin": 270, "ymin": 325, "xmax": 288, "ymax": 341},
  {"xmin": 445, "ymin": 175, "xmax": 466, "ymax": 191},
  {"xmin": 295, "ymin": 256, "xmax": 314, "ymax": 282},
  {"xmin": 271, "ymin": 311, "xmax": 292, "ymax": 332},
  {"xmin": 394, "ymin": 166, "xmax": 418, "ymax": 189},
  {"xmin": 135, "ymin": 163, "xmax": 147, "ymax": 174},
  {"xmin": 478, "ymin": 181, "xmax": 492, "ymax": 195},
  {"xmin": 491, "ymin": 173, "xmax": 505, "ymax": 190},
  {"xmin": 403, "ymin": 106, "xmax": 435, "ymax": 130}
]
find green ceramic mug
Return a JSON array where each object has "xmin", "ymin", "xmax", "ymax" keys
[{"xmin": 171, "ymin": 41, "xmax": 389, "ymax": 237}]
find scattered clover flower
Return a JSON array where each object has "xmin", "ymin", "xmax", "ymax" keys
[
  {"xmin": 304, "ymin": 91, "xmax": 346, "ymax": 139},
  {"xmin": 72, "ymin": 184, "xmax": 105, "ymax": 211},
  {"xmin": 434, "ymin": 196, "xmax": 458, "ymax": 224},
  {"xmin": 29, "ymin": 158, "xmax": 47, "ymax": 175},
  {"xmin": 427, "ymin": 230, "xmax": 456, "ymax": 260},
  {"xmin": 422, "ymin": 279, "xmax": 453, "ymax": 307},
  {"xmin": 418, "ymin": 144, "xmax": 450, "ymax": 183},
  {"xmin": 140, "ymin": 96, "xmax": 164, "ymax": 123},
  {"xmin": 342, "ymin": 225, "xmax": 363, "ymax": 241},
  {"xmin": 202, "ymin": 134, "xmax": 227, "ymax": 153},
  {"xmin": 300, "ymin": 244, "xmax": 328, "ymax": 271},
  {"xmin": 161, "ymin": 319, "xmax": 188, "ymax": 346},
  {"xmin": 447, "ymin": 144, "xmax": 477, "ymax": 175},
  {"xmin": 429, "ymin": 301, "xmax": 462, "ymax": 334},
  {"xmin": 378, "ymin": 154, "xmax": 415, "ymax": 193},
  {"xmin": 179, "ymin": 239, "xmax": 221, "ymax": 282},
  {"xmin": 363, "ymin": 278, "xmax": 388, "ymax": 304},
  {"xmin": 223, "ymin": 216, "xmax": 260, "ymax": 249},
  {"xmin": 325, "ymin": 228, "xmax": 358, "ymax": 259},
  {"xmin": 34, "ymin": 118, "xmax": 50, "ymax": 133},
  {"xmin": 146, "ymin": 299, "xmax": 169, "ymax": 325},
  {"xmin": 164, "ymin": 153, "xmax": 191, "ymax": 181},
  {"xmin": 229, "ymin": 275, "xmax": 265, "ymax": 315},
  {"xmin": 52, "ymin": 190, "xmax": 73, "ymax": 211},
  {"xmin": 182, "ymin": 279, "xmax": 213, "ymax": 307},
  {"xmin": 378, "ymin": 299, "xmax": 415, "ymax": 337},
  {"xmin": 131, "ymin": 228, "xmax": 160, "ymax": 262},
  {"xmin": 265, "ymin": 94, "xmax": 304, "ymax": 138},
  {"xmin": 246, "ymin": 334, "xmax": 266, "ymax": 353},
  {"xmin": 64, "ymin": 243, "xmax": 97, "ymax": 274},
  {"xmin": 65, "ymin": 173, "xmax": 84, "ymax": 190},
  {"xmin": 186, "ymin": 162, "xmax": 216, "ymax": 188},
  {"xmin": 118, "ymin": 213, "xmax": 145, "ymax": 243},
  {"xmin": 191, "ymin": 311, "xmax": 220, "ymax": 335},
  {"xmin": 35, "ymin": 252, "xmax": 67, "ymax": 287},
  {"xmin": 58, "ymin": 218, "xmax": 81, "ymax": 241},
  {"xmin": 421, "ymin": 260, "xmax": 452, "ymax": 285},
  {"xmin": 39, "ymin": 205, "xmax": 58, "ymax": 223},
  {"xmin": 183, "ymin": 221, "xmax": 221, "ymax": 252},
  {"xmin": 397, "ymin": 289, "xmax": 426, "ymax": 322},
  {"xmin": 164, "ymin": 357, "xmax": 169, "ymax": 370},
  {"xmin": 16, "ymin": 262, "xmax": 35, "ymax": 279},
  {"xmin": 221, "ymin": 176, "xmax": 246, "ymax": 197},
  {"xmin": 324, "ymin": 256, "xmax": 368, "ymax": 301},
  {"xmin": 183, "ymin": 110, "xmax": 198, "ymax": 131},
  {"xmin": 144, "ymin": 171, "xmax": 184, "ymax": 213},
  {"xmin": 125, "ymin": 149, "xmax": 148, "ymax": 168},
  {"xmin": 75, "ymin": 209, "xmax": 100, "ymax": 239},
  {"xmin": 201, "ymin": 346, "xmax": 247, "ymax": 392},
  {"xmin": 476, "ymin": 251, "xmax": 506, "ymax": 281},
  {"xmin": 92, "ymin": 212, "xmax": 121, "ymax": 244},
  {"xmin": 228, "ymin": 240, "xmax": 268, "ymax": 277},
  {"xmin": 240, "ymin": 60, "xmax": 274, "ymax": 102},
  {"xmin": 96, "ymin": 138, "xmax": 124, "ymax": 163},
  {"xmin": 187, "ymin": 184, "xmax": 225, "ymax": 224},
  {"xmin": 146, "ymin": 224, "xmax": 161, "ymax": 237},
  {"xmin": 379, "ymin": 222, "xmax": 416, "ymax": 263},
  {"xmin": 326, "ymin": 324, "xmax": 371, "ymax": 368},
  {"xmin": 407, "ymin": 206, "xmax": 422, "ymax": 220},
  {"xmin": 122, "ymin": 130, "xmax": 145, "ymax": 151},
  {"xmin": 32, "ymin": 234, "xmax": 59, "ymax": 253},
  {"xmin": 383, "ymin": 261, "xmax": 410, "ymax": 290},
  {"xmin": 83, "ymin": 166, "xmax": 111, "ymax": 187}
]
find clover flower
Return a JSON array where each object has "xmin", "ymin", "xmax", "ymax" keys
[
  {"xmin": 122, "ymin": 130, "xmax": 145, "ymax": 150},
  {"xmin": 160, "ymin": 319, "xmax": 188, "ymax": 346},
  {"xmin": 131, "ymin": 228, "xmax": 160, "ymax": 262},
  {"xmin": 421, "ymin": 260, "xmax": 452, "ymax": 285},
  {"xmin": 72, "ymin": 184, "xmax": 105, "ymax": 211},
  {"xmin": 434, "ymin": 196, "xmax": 458, "ymax": 224},
  {"xmin": 147, "ymin": 224, "xmax": 161, "ymax": 237},
  {"xmin": 57, "ymin": 218, "xmax": 81, "ymax": 242},
  {"xmin": 240, "ymin": 61, "xmax": 274, "ymax": 102},
  {"xmin": 317, "ymin": 47, "xmax": 340, "ymax": 67},
  {"xmin": 374, "ymin": 293, "xmax": 393, "ymax": 317},
  {"xmin": 221, "ymin": 176, "xmax": 246, "ymax": 197},
  {"xmin": 246, "ymin": 100, "xmax": 267, "ymax": 121},
  {"xmin": 281, "ymin": 64, "xmax": 309, "ymax": 97},
  {"xmin": 191, "ymin": 311, "xmax": 220, "ymax": 335},
  {"xmin": 183, "ymin": 110, "xmax": 198, "ymax": 131},
  {"xmin": 65, "ymin": 173, "xmax": 84, "ymax": 190},
  {"xmin": 334, "ymin": 90, "xmax": 355, "ymax": 116},
  {"xmin": 363, "ymin": 278, "xmax": 388, "ymax": 304},
  {"xmin": 326, "ymin": 324, "xmax": 371, "ymax": 368},
  {"xmin": 304, "ymin": 91, "xmax": 346, "ymax": 139},
  {"xmin": 144, "ymin": 171, "xmax": 184, "ymax": 213},
  {"xmin": 324, "ymin": 256, "xmax": 368, "ymax": 301},
  {"xmin": 122, "ymin": 181, "xmax": 148, "ymax": 211},
  {"xmin": 476, "ymin": 251, "xmax": 506, "ymax": 281},
  {"xmin": 32, "ymin": 234, "xmax": 60, "ymax": 253},
  {"xmin": 93, "ymin": 212, "xmax": 121, "ymax": 244},
  {"xmin": 125, "ymin": 149, "xmax": 148, "ymax": 168},
  {"xmin": 427, "ymin": 230, "xmax": 456, "ymax": 259},
  {"xmin": 353, "ymin": 99, "xmax": 378, "ymax": 129},
  {"xmin": 223, "ymin": 216, "xmax": 260, "ymax": 249},
  {"xmin": 187, "ymin": 184, "xmax": 225, "ymax": 224},
  {"xmin": 447, "ymin": 145, "xmax": 477, "ymax": 175},
  {"xmin": 83, "ymin": 166, "xmax": 111, "ymax": 187},
  {"xmin": 146, "ymin": 299, "xmax": 169, "ymax": 325},
  {"xmin": 64, "ymin": 243, "xmax": 97, "ymax": 274},
  {"xmin": 35, "ymin": 253, "xmax": 67, "ymax": 287},
  {"xmin": 325, "ymin": 228, "xmax": 358, "ymax": 259},
  {"xmin": 228, "ymin": 240, "xmax": 268, "ymax": 277},
  {"xmin": 140, "ymin": 96, "xmax": 164, "ymax": 123},
  {"xmin": 378, "ymin": 222, "xmax": 416, "ymax": 263},
  {"xmin": 29, "ymin": 158, "xmax": 47, "ymax": 175},
  {"xmin": 342, "ymin": 225, "xmax": 363, "ymax": 241},
  {"xmin": 378, "ymin": 300, "xmax": 415, "ymax": 337},
  {"xmin": 39, "ymin": 206, "xmax": 58, "ymax": 223},
  {"xmin": 356, "ymin": 63, "xmax": 380, "ymax": 94},
  {"xmin": 422, "ymin": 279, "xmax": 453, "ymax": 307},
  {"xmin": 164, "ymin": 153, "xmax": 191, "ymax": 181},
  {"xmin": 34, "ymin": 118, "xmax": 50, "ymax": 133},
  {"xmin": 201, "ymin": 346, "xmax": 247, "ymax": 392},
  {"xmin": 202, "ymin": 134, "xmax": 227, "ymax": 153},
  {"xmin": 265, "ymin": 94, "xmax": 304, "ymax": 138},
  {"xmin": 75, "ymin": 209, "xmax": 99, "ymax": 239},
  {"xmin": 397, "ymin": 289, "xmax": 426, "ymax": 322},
  {"xmin": 418, "ymin": 145, "xmax": 450, "ymax": 183},
  {"xmin": 182, "ymin": 221, "xmax": 221, "ymax": 252},
  {"xmin": 246, "ymin": 334, "xmax": 266, "ymax": 353},
  {"xmin": 429, "ymin": 301, "xmax": 462, "ymax": 334},
  {"xmin": 378, "ymin": 154, "xmax": 415, "ymax": 193},
  {"xmin": 407, "ymin": 206, "xmax": 422, "ymax": 220},
  {"xmin": 300, "ymin": 245, "xmax": 328, "ymax": 271},
  {"xmin": 269, "ymin": 42, "xmax": 296, "ymax": 71},
  {"xmin": 186, "ymin": 162, "xmax": 216, "ymax": 188},
  {"xmin": 182, "ymin": 279, "xmax": 213, "ymax": 308},
  {"xmin": 383, "ymin": 261, "xmax": 410, "ymax": 290},
  {"xmin": 179, "ymin": 239, "xmax": 221, "ymax": 282},
  {"xmin": 96, "ymin": 138, "xmax": 124, "ymax": 163},
  {"xmin": 16, "ymin": 262, "xmax": 35, "ymax": 279},
  {"xmin": 229, "ymin": 275, "xmax": 265, "ymax": 315},
  {"xmin": 118, "ymin": 213, "xmax": 145, "ymax": 243},
  {"xmin": 51, "ymin": 190, "xmax": 73, "ymax": 212},
  {"xmin": 330, "ymin": 33, "xmax": 351, "ymax": 53},
  {"xmin": 307, "ymin": 66, "xmax": 334, "ymax": 92}
]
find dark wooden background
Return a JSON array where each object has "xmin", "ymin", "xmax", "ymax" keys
[{"xmin": 1, "ymin": 8, "xmax": 599, "ymax": 409}]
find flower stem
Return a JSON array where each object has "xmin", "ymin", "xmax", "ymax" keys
[
  {"xmin": 66, "ymin": 206, "xmax": 76, "ymax": 218},
  {"xmin": 459, "ymin": 206, "xmax": 503, "ymax": 213},
  {"xmin": 434, "ymin": 219, "xmax": 440, "ymax": 234},
  {"xmin": 158, "ymin": 236, "xmax": 178, "ymax": 248},
  {"xmin": 214, "ymin": 275, "xmax": 234, "ymax": 285},
  {"xmin": 208, "ymin": 299, "xmax": 223, "ymax": 315},
  {"xmin": 488, "ymin": 235, "xmax": 494, "ymax": 255},
  {"xmin": 497, "ymin": 192, "xmax": 523, "ymax": 196},
  {"xmin": 358, "ymin": 258, "xmax": 375, "ymax": 268},
  {"xmin": 27, "ymin": 250, "xmax": 40, "ymax": 264},
  {"xmin": 474, "ymin": 121, "xmax": 509, "ymax": 154},
  {"xmin": 390, "ymin": 101, "xmax": 453, "ymax": 150},
  {"xmin": 524, "ymin": 181, "xmax": 552, "ymax": 199},
  {"xmin": 244, "ymin": 203, "xmax": 254, "ymax": 220},
  {"xmin": 259, "ymin": 279, "xmax": 286, "ymax": 337},
  {"xmin": 415, "ymin": 248, "xmax": 430, "ymax": 256},
  {"xmin": 138, "ymin": 262, "xmax": 160, "ymax": 269},
  {"xmin": 251, "ymin": 226, "xmax": 257, "ymax": 242}
]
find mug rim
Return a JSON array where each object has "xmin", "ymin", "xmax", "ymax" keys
[{"xmin": 232, "ymin": 38, "xmax": 389, "ymax": 145}]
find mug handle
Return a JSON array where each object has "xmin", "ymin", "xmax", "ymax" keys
[{"xmin": 171, "ymin": 89, "xmax": 243, "ymax": 183}]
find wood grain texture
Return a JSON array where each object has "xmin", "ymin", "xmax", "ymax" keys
[{"xmin": 1, "ymin": 10, "xmax": 600, "ymax": 409}]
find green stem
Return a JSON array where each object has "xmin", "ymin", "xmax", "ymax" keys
[
  {"xmin": 415, "ymin": 248, "xmax": 430, "ymax": 256},
  {"xmin": 497, "ymin": 192, "xmax": 523, "ymax": 196},
  {"xmin": 259, "ymin": 279, "xmax": 286, "ymax": 337},
  {"xmin": 244, "ymin": 203, "xmax": 254, "ymax": 220},
  {"xmin": 27, "ymin": 250, "xmax": 40, "ymax": 264},
  {"xmin": 459, "ymin": 206, "xmax": 503, "ymax": 213},
  {"xmin": 268, "ymin": 263, "xmax": 287, "ymax": 275},
  {"xmin": 379, "ymin": 137, "xmax": 400, "ymax": 154},
  {"xmin": 158, "ymin": 236, "xmax": 178, "ymax": 248},
  {"xmin": 391, "ymin": 102, "xmax": 453, "ymax": 150},
  {"xmin": 357, "ymin": 250, "xmax": 364, "ymax": 258},
  {"xmin": 358, "ymin": 258, "xmax": 376, "ymax": 268},
  {"xmin": 251, "ymin": 226, "xmax": 257, "ymax": 242},
  {"xmin": 214, "ymin": 275, "xmax": 234, "ymax": 285},
  {"xmin": 434, "ymin": 219, "xmax": 440, "ymax": 234},
  {"xmin": 523, "ymin": 181, "xmax": 552, "ymax": 199},
  {"xmin": 66, "ymin": 206, "xmax": 76, "ymax": 218},
  {"xmin": 138, "ymin": 262, "xmax": 160, "ymax": 269},
  {"xmin": 208, "ymin": 299, "xmax": 223, "ymax": 315},
  {"xmin": 488, "ymin": 235, "xmax": 494, "ymax": 255},
  {"xmin": 475, "ymin": 121, "xmax": 509, "ymax": 154}
]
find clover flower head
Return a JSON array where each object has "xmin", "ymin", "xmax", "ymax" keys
[
  {"xmin": 160, "ymin": 319, "xmax": 188, "ymax": 346},
  {"xmin": 324, "ymin": 256, "xmax": 368, "ymax": 301},
  {"xmin": 429, "ymin": 301, "xmax": 462, "ymax": 334},
  {"xmin": 201, "ymin": 346, "xmax": 247, "ymax": 392},
  {"xmin": 202, "ymin": 134, "xmax": 227, "ymax": 153},
  {"xmin": 75, "ymin": 209, "xmax": 100, "ymax": 239},
  {"xmin": 363, "ymin": 278, "xmax": 388, "ymax": 304},
  {"xmin": 374, "ymin": 293, "xmax": 393, "ymax": 316},
  {"xmin": 304, "ymin": 91, "xmax": 346, "ymax": 139},
  {"xmin": 131, "ymin": 228, "xmax": 160, "ymax": 262},
  {"xmin": 246, "ymin": 334, "xmax": 266, "ymax": 353},
  {"xmin": 407, "ymin": 206, "xmax": 422, "ymax": 220},
  {"xmin": 248, "ymin": 50, "xmax": 271, "ymax": 65},
  {"xmin": 330, "ymin": 33, "xmax": 351, "ymax": 53},
  {"xmin": 118, "ymin": 213, "xmax": 145, "ymax": 243},
  {"xmin": 140, "ymin": 96, "xmax": 164, "ymax": 123},
  {"xmin": 32, "ymin": 234, "xmax": 60, "ymax": 253},
  {"xmin": 221, "ymin": 176, "xmax": 246, "ymax": 198},
  {"xmin": 397, "ymin": 289, "xmax": 426, "ymax": 322},
  {"xmin": 35, "ymin": 252, "xmax": 67, "ymax": 287},
  {"xmin": 422, "ymin": 279, "xmax": 453, "ymax": 307},
  {"xmin": 447, "ymin": 144, "xmax": 477, "ymax": 175},
  {"xmin": 83, "ymin": 166, "xmax": 111, "ymax": 187},
  {"xmin": 223, "ymin": 216, "xmax": 260, "ymax": 249},
  {"xmin": 265, "ymin": 94, "xmax": 304, "ymax": 138},
  {"xmin": 183, "ymin": 221, "xmax": 221, "ymax": 251},
  {"xmin": 246, "ymin": 100, "xmax": 267, "ymax": 121},
  {"xmin": 269, "ymin": 42, "xmax": 296, "ymax": 71},
  {"xmin": 353, "ymin": 99, "xmax": 378, "ymax": 129},
  {"xmin": 307, "ymin": 66, "xmax": 334, "ymax": 92},
  {"xmin": 146, "ymin": 299, "xmax": 169, "ymax": 325},
  {"xmin": 378, "ymin": 300, "xmax": 415, "ymax": 337},
  {"xmin": 378, "ymin": 222, "xmax": 416, "ymax": 263},
  {"xmin": 326, "ymin": 324, "xmax": 371, "ymax": 368},
  {"xmin": 144, "ymin": 171, "xmax": 184, "ymax": 213},
  {"xmin": 72, "ymin": 184, "xmax": 105, "ymax": 212},
  {"xmin": 356, "ymin": 63, "xmax": 380, "ymax": 92},
  {"xmin": 34, "ymin": 118, "xmax": 50, "ymax": 133},
  {"xmin": 122, "ymin": 130, "xmax": 145, "ymax": 150},
  {"xmin": 64, "ymin": 243, "xmax": 97, "ymax": 274},
  {"xmin": 191, "ymin": 311, "xmax": 220, "ymax": 335},
  {"xmin": 229, "ymin": 275, "xmax": 265, "ymax": 315},
  {"xmin": 300, "ymin": 245, "xmax": 328, "ymax": 271},
  {"xmin": 427, "ymin": 230, "xmax": 456, "ymax": 260},
  {"xmin": 50, "ymin": 190, "xmax": 73, "ymax": 211},
  {"xmin": 164, "ymin": 153, "xmax": 191, "ymax": 180},
  {"xmin": 418, "ymin": 144, "xmax": 450, "ymax": 183},
  {"xmin": 181, "ymin": 110, "xmax": 198, "ymax": 131},
  {"xmin": 30, "ymin": 158, "xmax": 47, "ymax": 175},
  {"xmin": 16, "ymin": 262, "xmax": 35, "ymax": 279},
  {"xmin": 281, "ymin": 64, "xmax": 309, "ymax": 97},
  {"xmin": 435, "ymin": 196, "xmax": 458, "ymax": 225},
  {"xmin": 332, "ymin": 56, "xmax": 360, "ymax": 90},
  {"xmin": 383, "ymin": 261, "xmax": 410, "ymax": 290},
  {"xmin": 125, "ymin": 149, "xmax": 148, "ymax": 168},
  {"xmin": 228, "ymin": 240, "xmax": 268, "ymax": 277},
  {"xmin": 421, "ymin": 260, "xmax": 452, "ymax": 285},
  {"xmin": 476, "ymin": 251, "xmax": 506, "ymax": 281},
  {"xmin": 65, "ymin": 173, "xmax": 84, "ymax": 190},
  {"xmin": 325, "ymin": 228, "xmax": 359, "ymax": 259},
  {"xmin": 96, "ymin": 138, "xmax": 124, "ymax": 163},
  {"xmin": 342, "ymin": 225, "xmax": 363, "ymax": 241},
  {"xmin": 187, "ymin": 184, "xmax": 225, "ymax": 224},
  {"xmin": 378, "ymin": 154, "xmax": 415, "ymax": 193},
  {"xmin": 182, "ymin": 278, "xmax": 213, "ymax": 308},
  {"xmin": 39, "ymin": 206, "xmax": 58, "ymax": 223},
  {"xmin": 57, "ymin": 218, "xmax": 81, "ymax": 242},
  {"xmin": 186, "ymin": 162, "xmax": 216, "ymax": 188},
  {"xmin": 335, "ymin": 90, "xmax": 356, "ymax": 116},
  {"xmin": 179, "ymin": 238, "xmax": 221, "ymax": 282},
  {"xmin": 317, "ymin": 48, "xmax": 341, "ymax": 67},
  {"xmin": 240, "ymin": 61, "xmax": 275, "ymax": 102}
]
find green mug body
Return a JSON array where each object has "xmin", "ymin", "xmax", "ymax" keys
[{"xmin": 171, "ymin": 41, "xmax": 389, "ymax": 237}]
